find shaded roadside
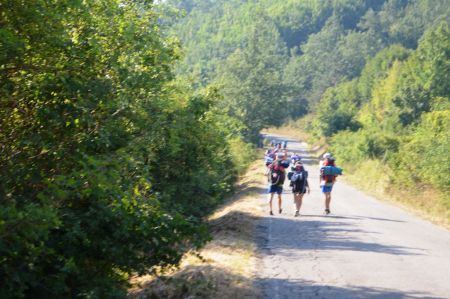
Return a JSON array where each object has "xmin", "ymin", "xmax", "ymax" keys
[{"xmin": 128, "ymin": 159, "xmax": 268, "ymax": 299}]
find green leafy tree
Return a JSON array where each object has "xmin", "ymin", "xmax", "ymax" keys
[
  {"xmin": 313, "ymin": 80, "xmax": 361, "ymax": 137},
  {"xmin": 357, "ymin": 44, "xmax": 411, "ymax": 102},
  {"xmin": 393, "ymin": 22, "xmax": 450, "ymax": 126},
  {"xmin": 218, "ymin": 16, "xmax": 288, "ymax": 141}
]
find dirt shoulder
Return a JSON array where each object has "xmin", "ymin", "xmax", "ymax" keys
[{"xmin": 128, "ymin": 160, "xmax": 267, "ymax": 298}]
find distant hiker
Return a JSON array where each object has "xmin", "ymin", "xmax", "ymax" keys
[
  {"xmin": 264, "ymin": 154, "xmax": 274, "ymax": 166},
  {"xmin": 289, "ymin": 161, "xmax": 309, "ymax": 217},
  {"xmin": 265, "ymin": 148, "xmax": 274, "ymax": 159},
  {"xmin": 279, "ymin": 150, "xmax": 290, "ymax": 169},
  {"xmin": 273, "ymin": 142, "xmax": 282, "ymax": 153},
  {"xmin": 264, "ymin": 150, "xmax": 274, "ymax": 175},
  {"xmin": 319, "ymin": 152, "xmax": 342, "ymax": 215},
  {"xmin": 283, "ymin": 140, "xmax": 288, "ymax": 149},
  {"xmin": 268, "ymin": 152, "xmax": 286, "ymax": 215},
  {"xmin": 290, "ymin": 153, "xmax": 301, "ymax": 164}
]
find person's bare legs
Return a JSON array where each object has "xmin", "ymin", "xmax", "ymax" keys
[
  {"xmin": 294, "ymin": 193, "xmax": 304, "ymax": 215},
  {"xmin": 269, "ymin": 192, "xmax": 275, "ymax": 215},
  {"xmin": 324, "ymin": 192, "xmax": 331, "ymax": 214},
  {"xmin": 278, "ymin": 193, "xmax": 283, "ymax": 213}
]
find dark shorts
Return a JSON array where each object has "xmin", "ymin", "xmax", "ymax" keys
[
  {"xmin": 321, "ymin": 184, "xmax": 333, "ymax": 193},
  {"xmin": 268, "ymin": 185, "xmax": 283, "ymax": 194},
  {"xmin": 293, "ymin": 188, "xmax": 307, "ymax": 194}
]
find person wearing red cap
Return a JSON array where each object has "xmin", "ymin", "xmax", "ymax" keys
[
  {"xmin": 320, "ymin": 153, "xmax": 337, "ymax": 215},
  {"xmin": 267, "ymin": 152, "xmax": 287, "ymax": 215}
]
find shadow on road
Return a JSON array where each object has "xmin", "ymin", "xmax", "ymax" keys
[
  {"xmin": 300, "ymin": 214, "xmax": 406, "ymax": 223},
  {"xmin": 256, "ymin": 216, "xmax": 423, "ymax": 256},
  {"xmin": 257, "ymin": 278, "xmax": 444, "ymax": 299}
]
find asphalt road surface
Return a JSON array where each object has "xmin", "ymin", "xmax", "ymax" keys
[{"xmin": 257, "ymin": 134, "xmax": 450, "ymax": 299}]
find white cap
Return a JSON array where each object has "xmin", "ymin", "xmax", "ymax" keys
[{"xmin": 323, "ymin": 152, "xmax": 331, "ymax": 159}]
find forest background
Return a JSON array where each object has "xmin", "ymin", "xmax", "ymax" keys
[{"xmin": 0, "ymin": 0, "xmax": 449, "ymax": 298}]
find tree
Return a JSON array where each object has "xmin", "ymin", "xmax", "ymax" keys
[
  {"xmin": 393, "ymin": 22, "xmax": 450, "ymax": 126},
  {"xmin": 357, "ymin": 44, "xmax": 411, "ymax": 103},
  {"xmin": 313, "ymin": 80, "xmax": 361, "ymax": 137},
  {"xmin": 218, "ymin": 16, "xmax": 288, "ymax": 142}
]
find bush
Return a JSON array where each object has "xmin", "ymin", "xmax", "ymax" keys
[
  {"xmin": 331, "ymin": 130, "xmax": 399, "ymax": 165},
  {"xmin": 392, "ymin": 109, "xmax": 450, "ymax": 193}
]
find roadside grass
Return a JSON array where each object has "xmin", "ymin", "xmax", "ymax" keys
[
  {"xmin": 344, "ymin": 159, "xmax": 450, "ymax": 228},
  {"xmin": 264, "ymin": 125, "xmax": 450, "ymax": 229},
  {"xmin": 128, "ymin": 156, "xmax": 267, "ymax": 298}
]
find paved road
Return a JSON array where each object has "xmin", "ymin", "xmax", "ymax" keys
[{"xmin": 257, "ymin": 134, "xmax": 450, "ymax": 299}]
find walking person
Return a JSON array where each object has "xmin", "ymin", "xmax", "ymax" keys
[
  {"xmin": 268, "ymin": 152, "xmax": 286, "ymax": 215},
  {"xmin": 319, "ymin": 152, "xmax": 339, "ymax": 215},
  {"xmin": 273, "ymin": 142, "xmax": 282, "ymax": 154},
  {"xmin": 290, "ymin": 152, "xmax": 301, "ymax": 164},
  {"xmin": 289, "ymin": 161, "xmax": 310, "ymax": 217},
  {"xmin": 264, "ymin": 149, "xmax": 274, "ymax": 175}
]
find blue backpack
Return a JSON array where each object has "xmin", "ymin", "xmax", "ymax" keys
[{"xmin": 321, "ymin": 166, "xmax": 343, "ymax": 176}]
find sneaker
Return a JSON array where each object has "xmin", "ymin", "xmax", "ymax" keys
[
  {"xmin": 270, "ymin": 211, "xmax": 274, "ymax": 216},
  {"xmin": 279, "ymin": 208, "xmax": 282, "ymax": 214},
  {"xmin": 324, "ymin": 209, "xmax": 331, "ymax": 215},
  {"xmin": 294, "ymin": 211, "xmax": 300, "ymax": 217}
]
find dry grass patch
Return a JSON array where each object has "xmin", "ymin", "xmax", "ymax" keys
[
  {"xmin": 128, "ymin": 158, "xmax": 267, "ymax": 299},
  {"xmin": 384, "ymin": 186, "xmax": 450, "ymax": 228}
]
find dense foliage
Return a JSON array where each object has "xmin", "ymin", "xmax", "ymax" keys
[{"xmin": 0, "ymin": 0, "xmax": 251, "ymax": 297}]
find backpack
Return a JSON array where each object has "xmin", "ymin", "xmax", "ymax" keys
[
  {"xmin": 291, "ymin": 155, "xmax": 301, "ymax": 162},
  {"xmin": 291, "ymin": 170, "xmax": 308, "ymax": 192},
  {"xmin": 287, "ymin": 171, "xmax": 294, "ymax": 180},
  {"xmin": 291, "ymin": 170, "xmax": 308, "ymax": 182},
  {"xmin": 321, "ymin": 166, "xmax": 343, "ymax": 176},
  {"xmin": 270, "ymin": 161, "xmax": 285, "ymax": 186},
  {"xmin": 320, "ymin": 164, "xmax": 342, "ymax": 184},
  {"xmin": 280, "ymin": 159, "xmax": 290, "ymax": 168},
  {"xmin": 265, "ymin": 156, "xmax": 274, "ymax": 166}
]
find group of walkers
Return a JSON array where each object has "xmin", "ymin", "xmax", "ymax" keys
[{"xmin": 265, "ymin": 141, "xmax": 341, "ymax": 217}]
